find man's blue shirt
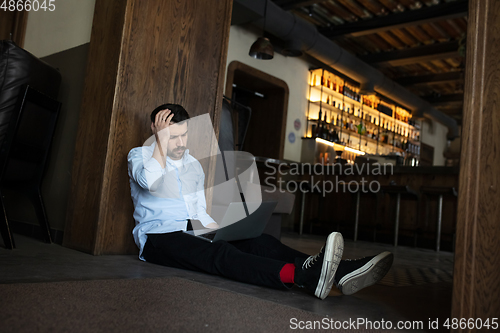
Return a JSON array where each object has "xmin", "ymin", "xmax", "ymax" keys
[{"xmin": 127, "ymin": 142, "xmax": 215, "ymax": 259}]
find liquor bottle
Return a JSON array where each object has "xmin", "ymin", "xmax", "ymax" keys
[
  {"xmin": 326, "ymin": 95, "xmax": 330, "ymax": 105},
  {"xmin": 332, "ymin": 78, "xmax": 337, "ymax": 92},
  {"xmin": 357, "ymin": 121, "xmax": 363, "ymax": 135},
  {"xmin": 321, "ymin": 75, "xmax": 325, "ymax": 86},
  {"xmin": 333, "ymin": 128, "xmax": 340, "ymax": 143},
  {"xmin": 316, "ymin": 109, "xmax": 322, "ymax": 137},
  {"xmin": 315, "ymin": 121, "xmax": 321, "ymax": 138},
  {"xmin": 323, "ymin": 113, "xmax": 328, "ymax": 140},
  {"xmin": 327, "ymin": 76, "xmax": 332, "ymax": 90}
]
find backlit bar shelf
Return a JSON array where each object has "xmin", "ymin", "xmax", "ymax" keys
[{"xmin": 304, "ymin": 68, "xmax": 421, "ymax": 164}]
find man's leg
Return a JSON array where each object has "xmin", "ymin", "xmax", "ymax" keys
[
  {"xmin": 230, "ymin": 234, "xmax": 394, "ymax": 296},
  {"xmin": 231, "ymin": 233, "xmax": 345, "ymax": 299},
  {"xmin": 229, "ymin": 234, "xmax": 310, "ymax": 263},
  {"xmin": 143, "ymin": 231, "xmax": 344, "ymax": 299},
  {"xmin": 143, "ymin": 231, "xmax": 290, "ymax": 290}
]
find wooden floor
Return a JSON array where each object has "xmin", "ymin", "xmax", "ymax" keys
[{"xmin": 1, "ymin": 232, "xmax": 454, "ymax": 332}]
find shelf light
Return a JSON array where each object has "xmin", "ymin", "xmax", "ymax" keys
[
  {"xmin": 344, "ymin": 147, "xmax": 366, "ymax": 155},
  {"xmin": 315, "ymin": 138, "xmax": 334, "ymax": 146},
  {"xmin": 315, "ymin": 138, "xmax": 352, "ymax": 151}
]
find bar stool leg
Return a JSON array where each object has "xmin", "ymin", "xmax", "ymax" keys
[
  {"xmin": 436, "ymin": 194, "xmax": 443, "ymax": 251},
  {"xmin": 299, "ymin": 191, "xmax": 306, "ymax": 235},
  {"xmin": 414, "ymin": 197, "xmax": 420, "ymax": 247},
  {"xmin": 354, "ymin": 191, "xmax": 360, "ymax": 242},
  {"xmin": 0, "ymin": 192, "xmax": 15, "ymax": 249},
  {"xmin": 373, "ymin": 193, "xmax": 380, "ymax": 242},
  {"xmin": 394, "ymin": 193, "xmax": 401, "ymax": 247}
]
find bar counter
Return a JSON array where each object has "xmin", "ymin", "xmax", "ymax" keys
[{"xmin": 256, "ymin": 157, "xmax": 459, "ymax": 251}]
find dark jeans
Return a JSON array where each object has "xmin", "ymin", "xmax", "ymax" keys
[{"xmin": 142, "ymin": 232, "xmax": 309, "ymax": 289}]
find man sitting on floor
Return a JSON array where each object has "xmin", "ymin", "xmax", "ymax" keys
[{"xmin": 127, "ymin": 103, "xmax": 393, "ymax": 299}]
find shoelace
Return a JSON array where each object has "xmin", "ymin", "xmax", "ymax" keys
[{"xmin": 302, "ymin": 246, "xmax": 324, "ymax": 269}]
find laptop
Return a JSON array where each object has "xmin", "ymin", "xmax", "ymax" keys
[{"xmin": 185, "ymin": 201, "xmax": 278, "ymax": 242}]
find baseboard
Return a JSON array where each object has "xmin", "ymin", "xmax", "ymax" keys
[{"xmin": 9, "ymin": 220, "xmax": 64, "ymax": 245}]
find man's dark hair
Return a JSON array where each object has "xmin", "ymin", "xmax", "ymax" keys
[{"xmin": 150, "ymin": 104, "xmax": 190, "ymax": 124}]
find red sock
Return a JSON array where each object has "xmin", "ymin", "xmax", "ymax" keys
[{"xmin": 280, "ymin": 263, "xmax": 295, "ymax": 284}]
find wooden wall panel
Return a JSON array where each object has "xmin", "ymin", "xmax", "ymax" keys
[
  {"xmin": 452, "ymin": 0, "xmax": 500, "ymax": 326},
  {"xmin": 64, "ymin": 0, "xmax": 232, "ymax": 254}
]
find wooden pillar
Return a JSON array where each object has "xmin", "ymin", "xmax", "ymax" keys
[
  {"xmin": 452, "ymin": 0, "xmax": 500, "ymax": 326},
  {"xmin": 63, "ymin": 0, "xmax": 232, "ymax": 254}
]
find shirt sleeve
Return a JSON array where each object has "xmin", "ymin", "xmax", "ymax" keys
[
  {"xmin": 128, "ymin": 146, "xmax": 164, "ymax": 191},
  {"xmin": 194, "ymin": 167, "xmax": 217, "ymax": 227}
]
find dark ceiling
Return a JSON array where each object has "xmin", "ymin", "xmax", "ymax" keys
[{"xmin": 270, "ymin": 0, "xmax": 467, "ymax": 123}]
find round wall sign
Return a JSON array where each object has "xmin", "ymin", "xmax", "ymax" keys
[{"xmin": 294, "ymin": 119, "xmax": 301, "ymax": 131}]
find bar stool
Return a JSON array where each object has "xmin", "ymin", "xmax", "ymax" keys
[
  {"xmin": 420, "ymin": 186, "xmax": 458, "ymax": 251},
  {"xmin": 381, "ymin": 184, "xmax": 419, "ymax": 247},
  {"xmin": 351, "ymin": 184, "xmax": 381, "ymax": 242},
  {"xmin": 298, "ymin": 181, "xmax": 325, "ymax": 235}
]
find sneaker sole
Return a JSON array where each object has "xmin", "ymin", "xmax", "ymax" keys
[
  {"xmin": 315, "ymin": 232, "xmax": 344, "ymax": 299},
  {"xmin": 336, "ymin": 251, "xmax": 393, "ymax": 296}
]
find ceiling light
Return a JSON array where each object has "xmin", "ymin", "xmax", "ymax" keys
[{"xmin": 249, "ymin": 0, "xmax": 274, "ymax": 60}]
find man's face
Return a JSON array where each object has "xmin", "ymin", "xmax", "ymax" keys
[{"xmin": 166, "ymin": 122, "xmax": 188, "ymax": 160}]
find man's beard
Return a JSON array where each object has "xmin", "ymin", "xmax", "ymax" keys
[{"xmin": 168, "ymin": 147, "xmax": 186, "ymax": 158}]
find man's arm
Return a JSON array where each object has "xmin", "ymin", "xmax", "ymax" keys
[
  {"xmin": 151, "ymin": 109, "xmax": 175, "ymax": 168},
  {"xmin": 128, "ymin": 109, "xmax": 176, "ymax": 191},
  {"xmin": 128, "ymin": 147, "xmax": 164, "ymax": 191}
]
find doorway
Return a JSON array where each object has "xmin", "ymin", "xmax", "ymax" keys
[{"xmin": 225, "ymin": 61, "xmax": 289, "ymax": 160}]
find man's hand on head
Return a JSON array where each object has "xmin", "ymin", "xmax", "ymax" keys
[{"xmin": 153, "ymin": 109, "xmax": 174, "ymax": 156}]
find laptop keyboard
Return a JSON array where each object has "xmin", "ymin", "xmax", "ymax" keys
[{"xmin": 200, "ymin": 232, "xmax": 216, "ymax": 240}]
